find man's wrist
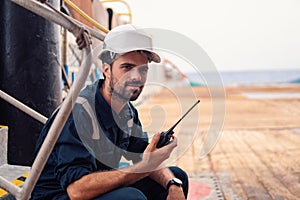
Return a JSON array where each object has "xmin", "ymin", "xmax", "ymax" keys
[{"xmin": 166, "ymin": 178, "xmax": 183, "ymax": 190}]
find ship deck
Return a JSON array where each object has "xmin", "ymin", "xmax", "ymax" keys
[{"xmin": 138, "ymin": 85, "xmax": 300, "ymax": 200}]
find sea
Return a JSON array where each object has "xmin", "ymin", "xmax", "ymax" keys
[{"xmin": 185, "ymin": 69, "xmax": 300, "ymax": 86}]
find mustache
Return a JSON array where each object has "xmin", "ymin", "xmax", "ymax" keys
[{"xmin": 125, "ymin": 81, "xmax": 144, "ymax": 87}]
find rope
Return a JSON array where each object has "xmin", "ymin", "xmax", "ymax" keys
[
  {"xmin": 38, "ymin": 0, "xmax": 93, "ymax": 49},
  {"xmin": 64, "ymin": 0, "xmax": 109, "ymax": 33},
  {"xmin": 76, "ymin": 27, "xmax": 92, "ymax": 50}
]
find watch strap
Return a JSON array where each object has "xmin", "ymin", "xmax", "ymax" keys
[{"xmin": 166, "ymin": 178, "xmax": 182, "ymax": 190}]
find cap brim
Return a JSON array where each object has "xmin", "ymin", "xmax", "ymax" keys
[{"xmin": 141, "ymin": 49, "xmax": 161, "ymax": 63}]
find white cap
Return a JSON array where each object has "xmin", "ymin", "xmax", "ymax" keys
[{"xmin": 99, "ymin": 24, "xmax": 161, "ymax": 63}]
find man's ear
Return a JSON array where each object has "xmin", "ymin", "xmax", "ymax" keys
[{"xmin": 102, "ymin": 63, "xmax": 111, "ymax": 79}]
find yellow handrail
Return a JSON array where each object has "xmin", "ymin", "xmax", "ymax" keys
[
  {"xmin": 100, "ymin": 0, "xmax": 132, "ymax": 24},
  {"xmin": 64, "ymin": 0, "xmax": 109, "ymax": 34}
]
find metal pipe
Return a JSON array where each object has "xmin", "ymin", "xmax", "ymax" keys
[
  {"xmin": 100, "ymin": 0, "xmax": 132, "ymax": 23},
  {"xmin": 20, "ymin": 46, "xmax": 93, "ymax": 200},
  {"xmin": 61, "ymin": 27, "xmax": 72, "ymax": 89},
  {"xmin": 62, "ymin": 28, "xmax": 68, "ymax": 68},
  {"xmin": 69, "ymin": 44, "xmax": 82, "ymax": 65},
  {"xmin": 0, "ymin": 90, "xmax": 48, "ymax": 124},
  {"xmin": 0, "ymin": 176, "xmax": 21, "ymax": 199},
  {"xmin": 10, "ymin": 0, "xmax": 105, "ymax": 41}
]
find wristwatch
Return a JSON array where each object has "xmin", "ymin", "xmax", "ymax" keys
[{"xmin": 166, "ymin": 178, "xmax": 183, "ymax": 190}]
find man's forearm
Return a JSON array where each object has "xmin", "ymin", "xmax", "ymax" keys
[
  {"xmin": 67, "ymin": 133, "xmax": 178, "ymax": 200},
  {"xmin": 67, "ymin": 162, "xmax": 150, "ymax": 200}
]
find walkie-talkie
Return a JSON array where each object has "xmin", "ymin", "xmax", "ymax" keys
[{"xmin": 156, "ymin": 100, "xmax": 200, "ymax": 148}]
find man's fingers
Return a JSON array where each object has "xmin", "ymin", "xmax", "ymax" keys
[
  {"xmin": 171, "ymin": 136, "xmax": 178, "ymax": 146},
  {"xmin": 161, "ymin": 137, "xmax": 178, "ymax": 151},
  {"xmin": 145, "ymin": 134, "xmax": 178, "ymax": 155},
  {"xmin": 146, "ymin": 133, "xmax": 160, "ymax": 152},
  {"xmin": 171, "ymin": 137, "xmax": 178, "ymax": 148}
]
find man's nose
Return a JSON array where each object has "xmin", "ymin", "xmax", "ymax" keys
[{"xmin": 129, "ymin": 68, "xmax": 142, "ymax": 81}]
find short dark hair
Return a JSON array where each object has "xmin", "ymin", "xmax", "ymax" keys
[
  {"xmin": 100, "ymin": 51, "xmax": 118, "ymax": 65},
  {"xmin": 100, "ymin": 50, "xmax": 152, "ymax": 65},
  {"xmin": 100, "ymin": 51, "xmax": 116, "ymax": 80},
  {"xmin": 100, "ymin": 50, "xmax": 151, "ymax": 79}
]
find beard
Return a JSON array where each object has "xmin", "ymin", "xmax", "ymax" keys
[{"xmin": 109, "ymin": 75, "xmax": 144, "ymax": 102}]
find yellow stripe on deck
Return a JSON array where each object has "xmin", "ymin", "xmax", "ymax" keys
[
  {"xmin": 22, "ymin": 172, "xmax": 29, "ymax": 178},
  {"xmin": 11, "ymin": 179, "xmax": 24, "ymax": 186},
  {"xmin": 0, "ymin": 189, "xmax": 7, "ymax": 197}
]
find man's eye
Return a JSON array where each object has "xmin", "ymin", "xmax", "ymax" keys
[
  {"xmin": 122, "ymin": 65, "xmax": 133, "ymax": 70},
  {"xmin": 141, "ymin": 68, "xmax": 148, "ymax": 73},
  {"xmin": 140, "ymin": 66, "xmax": 149, "ymax": 73}
]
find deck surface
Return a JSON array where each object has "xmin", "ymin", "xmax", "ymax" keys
[
  {"xmin": 1, "ymin": 85, "xmax": 299, "ymax": 200},
  {"xmin": 138, "ymin": 85, "xmax": 300, "ymax": 200}
]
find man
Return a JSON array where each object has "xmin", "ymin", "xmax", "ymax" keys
[{"xmin": 31, "ymin": 24, "xmax": 188, "ymax": 200}]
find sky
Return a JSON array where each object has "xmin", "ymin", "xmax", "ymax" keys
[{"xmin": 112, "ymin": 0, "xmax": 300, "ymax": 71}]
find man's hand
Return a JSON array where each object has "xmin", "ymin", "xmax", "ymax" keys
[
  {"xmin": 167, "ymin": 185, "xmax": 185, "ymax": 200},
  {"xmin": 146, "ymin": 134, "xmax": 186, "ymax": 199},
  {"xmin": 140, "ymin": 133, "xmax": 177, "ymax": 173}
]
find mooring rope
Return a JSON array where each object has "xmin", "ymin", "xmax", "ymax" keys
[{"xmin": 39, "ymin": 0, "xmax": 93, "ymax": 49}]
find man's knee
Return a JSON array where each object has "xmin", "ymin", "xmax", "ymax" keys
[
  {"xmin": 169, "ymin": 166, "xmax": 188, "ymax": 181},
  {"xmin": 124, "ymin": 187, "xmax": 147, "ymax": 200},
  {"xmin": 94, "ymin": 187, "xmax": 147, "ymax": 200},
  {"xmin": 115, "ymin": 187, "xmax": 147, "ymax": 200},
  {"xmin": 169, "ymin": 166, "xmax": 189, "ymax": 198}
]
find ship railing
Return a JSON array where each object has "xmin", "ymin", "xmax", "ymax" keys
[
  {"xmin": 0, "ymin": 91, "xmax": 48, "ymax": 124},
  {"xmin": 0, "ymin": 0, "xmax": 107, "ymax": 199}
]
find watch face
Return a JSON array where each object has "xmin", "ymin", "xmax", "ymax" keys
[
  {"xmin": 173, "ymin": 178, "xmax": 183, "ymax": 185},
  {"xmin": 167, "ymin": 178, "xmax": 183, "ymax": 190}
]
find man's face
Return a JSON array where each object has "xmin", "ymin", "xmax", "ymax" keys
[{"xmin": 106, "ymin": 51, "xmax": 149, "ymax": 101}]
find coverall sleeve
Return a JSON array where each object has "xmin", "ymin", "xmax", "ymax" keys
[{"xmin": 54, "ymin": 106, "xmax": 97, "ymax": 190}]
